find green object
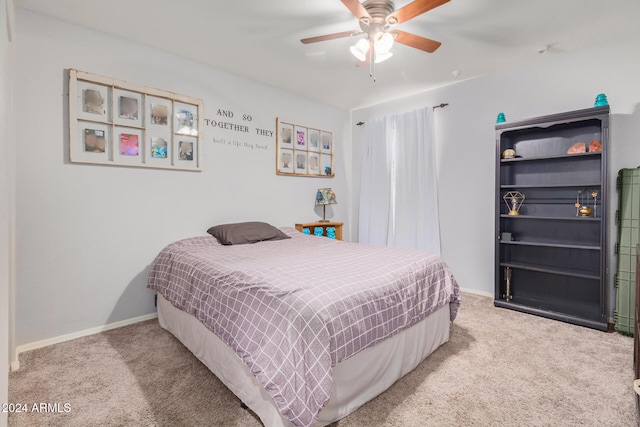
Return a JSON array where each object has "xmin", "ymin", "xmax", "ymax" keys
[
  {"xmin": 615, "ymin": 168, "xmax": 640, "ymax": 335},
  {"xmin": 496, "ymin": 112, "xmax": 506, "ymax": 123},
  {"xmin": 594, "ymin": 93, "xmax": 609, "ymax": 107}
]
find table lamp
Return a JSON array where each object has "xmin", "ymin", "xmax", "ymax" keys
[
  {"xmin": 503, "ymin": 191, "xmax": 525, "ymax": 216},
  {"xmin": 315, "ymin": 188, "xmax": 337, "ymax": 222}
]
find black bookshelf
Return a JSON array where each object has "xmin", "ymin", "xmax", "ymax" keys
[{"xmin": 495, "ymin": 106, "xmax": 609, "ymax": 330}]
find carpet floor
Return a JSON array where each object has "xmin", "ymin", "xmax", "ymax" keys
[{"xmin": 8, "ymin": 293, "xmax": 638, "ymax": 426}]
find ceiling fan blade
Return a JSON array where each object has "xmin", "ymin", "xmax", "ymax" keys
[
  {"xmin": 393, "ymin": 30, "xmax": 441, "ymax": 53},
  {"xmin": 341, "ymin": 0, "xmax": 372, "ymax": 21},
  {"xmin": 301, "ymin": 30, "xmax": 362, "ymax": 44},
  {"xmin": 388, "ymin": 0, "xmax": 450, "ymax": 25}
]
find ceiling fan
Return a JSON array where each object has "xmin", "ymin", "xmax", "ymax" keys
[{"xmin": 301, "ymin": 0, "xmax": 450, "ymax": 71}]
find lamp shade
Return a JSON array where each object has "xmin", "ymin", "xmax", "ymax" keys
[
  {"xmin": 373, "ymin": 32, "xmax": 394, "ymax": 54},
  {"xmin": 374, "ymin": 51, "xmax": 393, "ymax": 63},
  {"xmin": 315, "ymin": 188, "xmax": 337, "ymax": 206},
  {"xmin": 349, "ymin": 38, "xmax": 370, "ymax": 62}
]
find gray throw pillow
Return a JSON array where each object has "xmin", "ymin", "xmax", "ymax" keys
[{"xmin": 207, "ymin": 221, "xmax": 291, "ymax": 245}]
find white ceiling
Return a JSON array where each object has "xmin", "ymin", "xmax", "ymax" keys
[{"xmin": 15, "ymin": 0, "xmax": 640, "ymax": 110}]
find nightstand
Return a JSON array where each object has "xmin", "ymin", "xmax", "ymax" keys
[{"xmin": 295, "ymin": 221, "xmax": 343, "ymax": 241}]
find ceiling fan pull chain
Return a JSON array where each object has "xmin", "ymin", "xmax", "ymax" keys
[{"xmin": 370, "ymin": 47, "xmax": 375, "ymax": 82}]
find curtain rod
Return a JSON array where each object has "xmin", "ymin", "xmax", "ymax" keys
[{"xmin": 356, "ymin": 102, "xmax": 449, "ymax": 126}]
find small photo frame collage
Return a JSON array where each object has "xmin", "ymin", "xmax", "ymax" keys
[
  {"xmin": 70, "ymin": 69, "xmax": 203, "ymax": 171},
  {"xmin": 276, "ymin": 118, "xmax": 334, "ymax": 177}
]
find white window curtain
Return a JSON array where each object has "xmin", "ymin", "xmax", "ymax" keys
[{"xmin": 358, "ymin": 107, "xmax": 441, "ymax": 255}]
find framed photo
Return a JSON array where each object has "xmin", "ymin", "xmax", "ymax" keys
[
  {"xmin": 69, "ymin": 69, "xmax": 203, "ymax": 171},
  {"xmin": 294, "ymin": 126, "xmax": 307, "ymax": 149},
  {"xmin": 308, "ymin": 128, "xmax": 320, "ymax": 152},
  {"xmin": 77, "ymin": 81, "xmax": 110, "ymax": 122},
  {"xmin": 294, "ymin": 150, "xmax": 307, "ymax": 174},
  {"xmin": 73, "ymin": 121, "xmax": 110, "ymax": 163},
  {"xmin": 147, "ymin": 96, "xmax": 171, "ymax": 126},
  {"xmin": 308, "ymin": 152, "xmax": 320, "ymax": 175},
  {"xmin": 173, "ymin": 136, "xmax": 198, "ymax": 169},
  {"xmin": 175, "ymin": 102, "xmax": 198, "ymax": 136},
  {"xmin": 151, "ymin": 104, "xmax": 169, "ymax": 125},
  {"xmin": 113, "ymin": 127, "xmax": 143, "ymax": 165},
  {"xmin": 321, "ymin": 131, "xmax": 333, "ymax": 154},
  {"xmin": 277, "ymin": 148, "xmax": 294, "ymax": 174},
  {"xmin": 278, "ymin": 121, "xmax": 293, "ymax": 147},
  {"xmin": 321, "ymin": 154, "xmax": 333, "ymax": 177},
  {"xmin": 146, "ymin": 136, "xmax": 171, "ymax": 167},
  {"xmin": 114, "ymin": 89, "xmax": 143, "ymax": 127},
  {"xmin": 275, "ymin": 117, "xmax": 334, "ymax": 177}
]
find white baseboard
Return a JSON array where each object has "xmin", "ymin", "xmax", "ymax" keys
[
  {"xmin": 459, "ymin": 287, "xmax": 493, "ymax": 298},
  {"xmin": 10, "ymin": 312, "xmax": 158, "ymax": 372}
]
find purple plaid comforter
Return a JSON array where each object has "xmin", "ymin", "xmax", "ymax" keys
[{"xmin": 148, "ymin": 227, "xmax": 461, "ymax": 427}]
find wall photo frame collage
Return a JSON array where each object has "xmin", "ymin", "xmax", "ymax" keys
[
  {"xmin": 276, "ymin": 118, "xmax": 334, "ymax": 177},
  {"xmin": 69, "ymin": 69, "xmax": 204, "ymax": 171}
]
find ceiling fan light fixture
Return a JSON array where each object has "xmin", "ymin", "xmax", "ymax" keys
[
  {"xmin": 300, "ymin": 0, "xmax": 448, "ymax": 73},
  {"xmin": 373, "ymin": 31, "xmax": 394, "ymax": 53},
  {"xmin": 374, "ymin": 51, "xmax": 393, "ymax": 63},
  {"xmin": 350, "ymin": 38, "xmax": 370, "ymax": 61}
]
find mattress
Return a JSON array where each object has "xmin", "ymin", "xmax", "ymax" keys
[
  {"xmin": 157, "ymin": 293, "xmax": 453, "ymax": 427},
  {"xmin": 148, "ymin": 227, "xmax": 460, "ymax": 426}
]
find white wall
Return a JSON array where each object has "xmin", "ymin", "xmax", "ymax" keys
[
  {"xmin": 0, "ymin": 0, "xmax": 13, "ymax": 424},
  {"xmin": 352, "ymin": 36, "xmax": 640, "ymax": 317},
  {"xmin": 12, "ymin": 8, "xmax": 351, "ymax": 354},
  {"xmin": 11, "ymin": 7, "xmax": 639, "ymax": 365}
]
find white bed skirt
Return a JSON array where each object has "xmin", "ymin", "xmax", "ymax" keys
[{"xmin": 157, "ymin": 294, "xmax": 452, "ymax": 427}]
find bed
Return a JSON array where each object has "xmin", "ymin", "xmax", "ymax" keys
[{"xmin": 148, "ymin": 224, "xmax": 461, "ymax": 427}]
